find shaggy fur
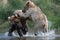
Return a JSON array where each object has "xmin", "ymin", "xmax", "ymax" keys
[
  {"xmin": 22, "ymin": 1, "xmax": 48, "ymax": 34},
  {"xmin": 8, "ymin": 14, "xmax": 28, "ymax": 36}
]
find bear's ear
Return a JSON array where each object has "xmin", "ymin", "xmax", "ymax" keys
[
  {"xmin": 26, "ymin": 2, "xmax": 29, "ymax": 6},
  {"xmin": 27, "ymin": 2, "xmax": 29, "ymax": 4},
  {"xmin": 8, "ymin": 16, "xmax": 11, "ymax": 20}
]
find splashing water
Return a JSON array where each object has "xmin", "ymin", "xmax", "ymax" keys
[{"xmin": 4, "ymin": 30, "xmax": 55, "ymax": 38}]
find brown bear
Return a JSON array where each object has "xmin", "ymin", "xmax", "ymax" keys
[
  {"xmin": 21, "ymin": 1, "xmax": 48, "ymax": 36},
  {"xmin": 8, "ymin": 14, "xmax": 28, "ymax": 37}
]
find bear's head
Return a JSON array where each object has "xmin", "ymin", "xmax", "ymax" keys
[
  {"xmin": 22, "ymin": 1, "xmax": 36, "ymax": 13},
  {"xmin": 8, "ymin": 14, "xmax": 20, "ymax": 24}
]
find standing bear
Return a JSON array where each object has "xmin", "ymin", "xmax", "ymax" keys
[{"xmin": 21, "ymin": 1, "xmax": 48, "ymax": 35}]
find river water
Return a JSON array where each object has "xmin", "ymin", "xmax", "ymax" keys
[{"xmin": 0, "ymin": 27, "xmax": 60, "ymax": 40}]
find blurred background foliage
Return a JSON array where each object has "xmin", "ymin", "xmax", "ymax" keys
[{"xmin": 0, "ymin": 0, "xmax": 60, "ymax": 29}]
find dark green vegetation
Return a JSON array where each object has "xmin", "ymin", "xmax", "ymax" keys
[{"xmin": 0, "ymin": 0, "xmax": 60, "ymax": 29}]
